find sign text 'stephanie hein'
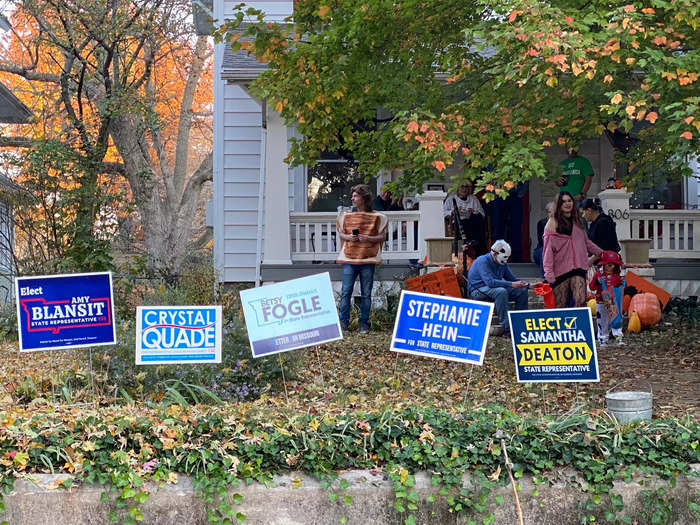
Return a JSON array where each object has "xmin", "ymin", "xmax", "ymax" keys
[{"xmin": 391, "ymin": 290, "xmax": 493, "ymax": 365}]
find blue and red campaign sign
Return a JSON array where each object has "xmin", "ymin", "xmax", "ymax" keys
[{"xmin": 15, "ymin": 272, "xmax": 117, "ymax": 352}]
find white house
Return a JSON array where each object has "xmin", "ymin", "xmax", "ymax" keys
[{"xmin": 211, "ymin": 0, "xmax": 700, "ymax": 295}]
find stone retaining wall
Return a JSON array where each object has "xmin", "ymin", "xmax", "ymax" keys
[{"xmin": 3, "ymin": 466, "xmax": 699, "ymax": 524}]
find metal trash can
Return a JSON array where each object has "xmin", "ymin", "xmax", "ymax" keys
[{"xmin": 605, "ymin": 382, "xmax": 653, "ymax": 424}]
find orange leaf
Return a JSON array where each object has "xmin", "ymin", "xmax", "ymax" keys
[
  {"xmin": 432, "ymin": 160, "xmax": 446, "ymax": 172},
  {"xmin": 685, "ymin": 116, "xmax": 694, "ymax": 124},
  {"xmin": 645, "ymin": 112, "xmax": 658, "ymax": 123},
  {"xmin": 406, "ymin": 121, "xmax": 419, "ymax": 133},
  {"xmin": 611, "ymin": 93, "xmax": 623, "ymax": 104},
  {"xmin": 318, "ymin": 5, "xmax": 330, "ymax": 18},
  {"xmin": 603, "ymin": 74, "xmax": 613, "ymax": 83},
  {"xmin": 624, "ymin": 5, "xmax": 635, "ymax": 12},
  {"xmin": 680, "ymin": 131, "xmax": 693, "ymax": 140}
]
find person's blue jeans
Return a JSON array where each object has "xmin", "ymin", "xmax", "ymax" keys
[
  {"xmin": 470, "ymin": 285, "xmax": 528, "ymax": 330},
  {"xmin": 339, "ymin": 263, "xmax": 375, "ymax": 328}
]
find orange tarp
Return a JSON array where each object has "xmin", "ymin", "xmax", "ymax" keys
[
  {"xmin": 625, "ymin": 271, "xmax": 672, "ymax": 310},
  {"xmin": 405, "ymin": 268, "xmax": 462, "ymax": 298}
]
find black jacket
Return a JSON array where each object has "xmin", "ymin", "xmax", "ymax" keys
[{"xmin": 588, "ymin": 213, "xmax": 620, "ymax": 252}]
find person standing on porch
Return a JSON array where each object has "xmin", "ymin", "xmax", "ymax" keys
[
  {"xmin": 443, "ymin": 182, "xmax": 487, "ymax": 256},
  {"xmin": 556, "ymin": 145, "xmax": 594, "ymax": 202},
  {"xmin": 336, "ymin": 184, "xmax": 388, "ymax": 334},
  {"xmin": 543, "ymin": 192, "xmax": 602, "ymax": 307},
  {"xmin": 580, "ymin": 197, "xmax": 621, "ymax": 253}
]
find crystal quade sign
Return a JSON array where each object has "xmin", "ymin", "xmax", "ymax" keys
[
  {"xmin": 15, "ymin": 272, "xmax": 116, "ymax": 352},
  {"xmin": 240, "ymin": 272, "xmax": 342, "ymax": 358},
  {"xmin": 390, "ymin": 290, "xmax": 493, "ymax": 364},
  {"xmin": 508, "ymin": 307, "xmax": 599, "ymax": 382},
  {"xmin": 136, "ymin": 306, "xmax": 222, "ymax": 365}
]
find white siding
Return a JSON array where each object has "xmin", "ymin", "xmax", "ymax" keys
[
  {"xmin": 224, "ymin": 1, "xmax": 293, "ymax": 21},
  {"xmin": 215, "ymin": 80, "xmax": 263, "ymax": 283}
]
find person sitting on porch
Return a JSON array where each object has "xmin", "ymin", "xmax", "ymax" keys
[
  {"xmin": 467, "ymin": 240, "xmax": 529, "ymax": 332},
  {"xmin": 443, "ymin": 183, "xmax": 487, "ymax": 255},
  {"xmin": 336, "ymin": 184, "xmax": 388, "ymax": 334}
]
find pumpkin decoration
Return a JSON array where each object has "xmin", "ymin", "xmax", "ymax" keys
[
  {"xmin": 587, "ymin": 298, "xmax": 596, "ymax": 316},
  {"xmin": 629, "ymin": 292, "xmax": 662, "ymax": 328},
  {"xmin": 628, "ymin": 311, "xmax": 642, "ymax": 333}
]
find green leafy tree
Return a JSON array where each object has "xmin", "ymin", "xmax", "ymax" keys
[{"xmin": 218, "ymin": 0, "xmax": 698, "ymax": 198}]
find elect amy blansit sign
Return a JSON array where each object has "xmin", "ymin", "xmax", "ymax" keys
[{"xmin": 15, "ymin": 272, "xmax": 117, "ymax": 352}]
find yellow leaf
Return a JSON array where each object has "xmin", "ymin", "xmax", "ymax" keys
[
  {"xmin": 308, "ymin": 419, "xmax": 320, "ymax": 431},
  {"xmin": 291, "ymin": 476, "xmax": 303, "ymax": 489},
  {"xmin": 546, "ymin": 76, "xmax": 558, "ymax": 87},
  {"xmin": 603, "ymin": 75, "xmax": 613, "ymax": 83},
  {"xmin": 571, "ymin": 63, "xmax": 583, "ymax": 76},
  {"xmin": 625, "ymin": 105, "xmax": 636, "ymax": 117},
  {"xmin": 348, "ymin": 394, "xmax": 359, "ymax": 404},
  {"xmin": 81, "ymin": 441, "xmax": 97, "ymax": 452},
  {"xmin": 488, "ymin": 465, "xmax": 502, "ymax": 481},
  {"xmin": 168, "ymin": 472, "xmax": 178, "ymax": 484}
]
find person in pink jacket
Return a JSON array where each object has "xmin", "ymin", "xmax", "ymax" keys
[{"xmin": 543, "ymin": 191, "xmax": 602, "ymax": 307}]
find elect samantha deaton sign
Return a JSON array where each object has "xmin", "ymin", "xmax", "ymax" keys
[
  {"xmin": 508, "ymin": 307, "xmax": 599, "ymax": 383},
  {"xmin": 240, "ymin": 273, "xmax": 342, "ymax": 358}
]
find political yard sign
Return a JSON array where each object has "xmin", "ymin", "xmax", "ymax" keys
[
  {"xmin": 136, "ymin": 306, "xmax": 222, "ymax": 365},
  {"xmin": 240, "ymin": 273, "xmax": 342, "ymax": 358},
  {"xmin": 390, "ymin": 290, "xmax": 493, "ymax": 365},
  {"xmin": 15, "ymin": 272, "xmax": 116, "ymax": 352},
  {"xmin": 508, "ymin": 307, "xmax": 599, "ymax": 383}
]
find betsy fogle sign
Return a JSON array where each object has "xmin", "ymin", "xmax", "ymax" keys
[
  {"xmin": 15, "ymin": 272, "xmax": 116, "ymax": 352},
  {"xmin": 240, "ymin": 272, "xmax": 342, "ymax": 357},
  {"xmin": 390, "ymin": 290, "xmax": 493, "ymax": 365},
  {"xmin": 508, "ymin": 307, "xmax": 599, "ymax": 382},
  {"xmin": 136, "ymin": 306, "xmax": 222, "ymax": 365}
]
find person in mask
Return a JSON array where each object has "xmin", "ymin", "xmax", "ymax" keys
[{"xmin": 467, "ymin": 240, "xmax": 529, "ymax": 332}]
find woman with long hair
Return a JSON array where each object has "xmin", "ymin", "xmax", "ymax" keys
[{"xmin": 543, "ymin": 192, "xmax": 602, "ymax": 307}]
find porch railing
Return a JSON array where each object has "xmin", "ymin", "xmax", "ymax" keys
[
  {"xmin": 290, "ymin": 211, "xmax": 421, "ymax": 261},
  {"xmin": 629, "ymin": 209, "xmax": 700, "ymax": 259}
]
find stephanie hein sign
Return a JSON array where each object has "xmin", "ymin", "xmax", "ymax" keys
[
  {"xmin": 240, "ymin": 273, "xmax": 342, "ymax": 358},
  {"xmin": 391, "ymin": 290, "xmax": 493, "ymax": 365},
  {"xmin": 136, "ymin": 306, "xmax": 222, "ymax": 365},
  {"xmin": 16, "ymin": 272, "xmax": 116, "ymax": 352}
]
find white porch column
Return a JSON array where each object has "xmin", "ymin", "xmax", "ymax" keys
[
  {"xmin": 262, "ymin": 107, "xmax": 292, "ymax": 265},
  {"xmin": 416, "ymin": 191, "xmax": 447, "ymax": 260},
  {"xmin": 597, "ymin": 188, "xmax": 633, "ymax": 241}
]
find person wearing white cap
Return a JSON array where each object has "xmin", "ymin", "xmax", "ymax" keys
[{"xmin": 467, "ymin": 240, "xmax": 529, "ymax": 332}]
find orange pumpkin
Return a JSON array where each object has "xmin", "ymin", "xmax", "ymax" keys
[
  {"xmin": 628, "ymin": 311, "xmax": 641, "ymax": 333},
  {"xmin": 629, "ymin": 292, "xmax": 662, "ymax": 328}
]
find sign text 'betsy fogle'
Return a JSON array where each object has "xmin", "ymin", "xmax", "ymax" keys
[{"xmin": 240, "ymin": 273, "xmax": 342, "ymax": 358}]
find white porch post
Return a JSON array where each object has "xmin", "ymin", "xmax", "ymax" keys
[
  {"xmin": 416, "ymin": 191, "xmax": 447, "ymax": 260},
  {"xmin": 597, "ymin": 189, "xmax": 633, "ymax": 242},
  {"xmin": 262, "ymin": 107, "xmax": 292, "ymax": 265}
]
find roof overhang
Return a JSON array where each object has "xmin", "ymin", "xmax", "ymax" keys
[{"xmin": 0, "ymin": 83, "xmax": 32, "ymax": 124}]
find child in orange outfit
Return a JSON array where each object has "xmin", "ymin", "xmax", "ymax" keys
[{"xmin": 589, "ymin": 251, "xmax": 625, "ymax": 345}]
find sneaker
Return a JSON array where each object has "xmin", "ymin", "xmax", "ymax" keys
[
  {"xmin": 598, "ymin": 339, "xmax": 609, "ymax": 347},
  {"xmin": 340, "ymin": 322, "xmax": 349, "ymax": 332},
  {"xmin": 359, "ymin": 325, "xmax": 369, "ymax": 334},
  {"xmin": 615, "ymin": 336, "xmax": 624, "ymax": 345}
]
